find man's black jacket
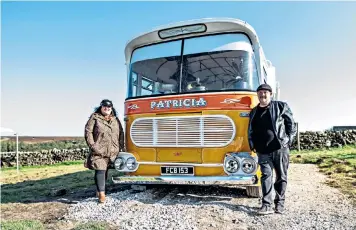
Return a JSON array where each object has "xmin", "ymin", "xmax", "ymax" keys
[{"xmin": 248, "ymin": 100, "xmax": 297, "ymax": 152}]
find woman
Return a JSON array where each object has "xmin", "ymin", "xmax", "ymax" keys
[{"xmin": 84, "ymin": 99, "xmax": 125, "ymax": 203}]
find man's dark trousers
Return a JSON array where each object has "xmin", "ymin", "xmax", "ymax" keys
[{"xmin": 257, "ymin": 147, "xmax": 290, "ymax": 207}]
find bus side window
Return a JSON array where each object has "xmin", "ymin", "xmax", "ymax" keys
[{"xmin": 131, "ymin": 72, "xmax": 138, "ymax": 97}]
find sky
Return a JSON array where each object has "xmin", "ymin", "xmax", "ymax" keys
[{"xmin": 1, "ymin": 1, "xmax": 356, "ymax": 136}]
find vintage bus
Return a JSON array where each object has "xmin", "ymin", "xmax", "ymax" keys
[{"xmin": 112, "ymin": 18, "xmax": 279, "ymax": 197}]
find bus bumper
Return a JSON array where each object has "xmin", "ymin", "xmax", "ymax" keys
[{"xmin": 112, "ymin": 175, "xmax": 258, "ymax": 185}]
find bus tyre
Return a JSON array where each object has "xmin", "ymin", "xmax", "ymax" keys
[{"xmin": 246, "ymin": 185, "xmax": 262, "ymax": 198}]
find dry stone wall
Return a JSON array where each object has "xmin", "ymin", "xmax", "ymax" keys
[
  {"xmin": 0, "ymin": 148, "xmax": 89, "ymax": 167},
  {"xmin": 290, "ymin": 130, "xmax": 356, "ymax": 150},
  {"xmin": 1, "ymin": 130, "xmax": 355, "ymax": 167}
]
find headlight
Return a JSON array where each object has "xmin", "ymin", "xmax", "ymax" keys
[
  {"xmin": 225, "ymin": 158, "xmax": 239, "ymax": 173},
  {"xmin": 241, "ymin": 159, "xmax": 256, "ymax": 174},
  {"xmin": 114, "ymin": 157, "xmax": 124, "ymax": 170},
  {"xmin": 126, "ymin": 157, "xmax": 137, "ymax": 170}
]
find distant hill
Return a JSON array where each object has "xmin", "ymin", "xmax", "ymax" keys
[
  {"xmin": 0, "ymin": 136, "xmax": 84, "ymax": 144},
  {"xmin": 0, "ymin": 136, "xmax": 87, "ymax": 152}
]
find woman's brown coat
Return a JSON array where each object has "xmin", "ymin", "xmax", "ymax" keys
[{"xmin": 84, "ymin": 113, "xmax": 125, "ymax": 170}]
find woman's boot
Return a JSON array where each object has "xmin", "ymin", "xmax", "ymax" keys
[{"xmin": 98, "ymin": 191, "xmax": 106, "ymax": 203}]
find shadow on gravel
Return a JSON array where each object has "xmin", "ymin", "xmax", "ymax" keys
[
  {"xmin": 199, "ymin": 201, "xmax": 261, "ymax": 217},
  {"xmin": 113, "ymin": 184, "xmax": 261, "ymax": 217},
  {"xmin": 0, "ymin": 170, "xmax": 129, "ymax": 205},
  {"xmin": 146, "ymin": 184, "xmax": 247, "ymax": 201}
]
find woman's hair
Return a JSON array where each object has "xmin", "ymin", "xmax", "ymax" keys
[{"xmin": 93, "ymin": 105, "xmax": 118, "ymax": 117}]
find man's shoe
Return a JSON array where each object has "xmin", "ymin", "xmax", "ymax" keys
[
  {"xmin": 256, "ymin": 205, "xmax": 274, "ymax": 215},
  {"xmin": 275, "ymin": 204, "xmax": 285, "ymax": 214}
]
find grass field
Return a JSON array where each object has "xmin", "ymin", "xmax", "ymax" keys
[
  {"xmin": 0, "ymin": 220, "xmax": 115, "ymax": 230},
  {"xmin": 0, "ymin": 161, "xmax": 120, "ymax": 203},
  {"xmin": 290, "ymin": 144, "xmax": 356, "ymax": 202},
  {"xmin": 0, "ymin": 220, "xmax": 45, "ymax": 230}
]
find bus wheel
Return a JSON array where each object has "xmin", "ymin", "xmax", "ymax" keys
[{"xmin": 246, "ymin": 185, "xmax": 262, "ymax": 198}]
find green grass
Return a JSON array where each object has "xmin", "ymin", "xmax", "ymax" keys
[
  {"xmin": 0, "ymin": 220, "xmax": 115, "ymax": 230},
  {"xmin": 0, "ymin": 161, "xmax": 120, "ymax": 203},
  {"xmin": 0, "ymin": 220, "xmax": 45, "ymax": 230},
  {"xmin": 0, "ymin": 160, "xmax": 83, "ymax": 171},
  {"xmin": 73, "ymin": 222, "xmax": 115, "ymax": 230},
  {"xmin": 290, "ymin": 145, "xmax": 356, "ymax": 203}
]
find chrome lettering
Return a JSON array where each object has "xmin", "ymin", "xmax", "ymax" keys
[
  {"xmin": 157, "ymin": 101, "xmax": 165, "ymax": 109},
  {"xmin": 195, "ymin": 98, "xmax": 207, "ymax": 107},
  {"xmin": 183, "ymin": 99, "xmax": 190, "ymax": 107},
  {"xmin": 172, "ymin": 100, "xmax": 179, "ymax": 107},
  {"xmin": 165, "ymin": 100, "xmax": 172, "ymax": 108},
  {"xmin": 150, "ymin": 98, "xmax": 207, "ymax": 110},
  {"xmin": 150, "ymin": 101, "xmax": 157, "ymax": 109}
]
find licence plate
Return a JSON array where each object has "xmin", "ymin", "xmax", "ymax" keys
[{"xmin": 161, "ymin": 166, "xmax": 194, "ymax": 175}]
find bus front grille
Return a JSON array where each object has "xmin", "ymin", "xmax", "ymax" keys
[{"xmin": 130, "ymin": 115, "xmax": 236, "ymax": 147}]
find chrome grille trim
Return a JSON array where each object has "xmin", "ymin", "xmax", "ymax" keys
[
  {"xmin": 137, "ymin": 161, "xmax": 223, "ymax": 167},
  {"xmin": 130, "ymin": 115, "xmax": 236, "ymax": 147}
]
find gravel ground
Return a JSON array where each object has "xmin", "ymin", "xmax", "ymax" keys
[{"xmin": 65, "ymin": 164, "xmax": 356, "ymax": 230}]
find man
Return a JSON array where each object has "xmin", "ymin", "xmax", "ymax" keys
[{"xmin": 248, "ymin": 83, "xmax": 297, "ymax": 215}]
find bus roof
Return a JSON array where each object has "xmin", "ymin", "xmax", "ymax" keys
[{"xmin": 124, "ymin": 18, "xmax": 262, "ymax": 64}]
